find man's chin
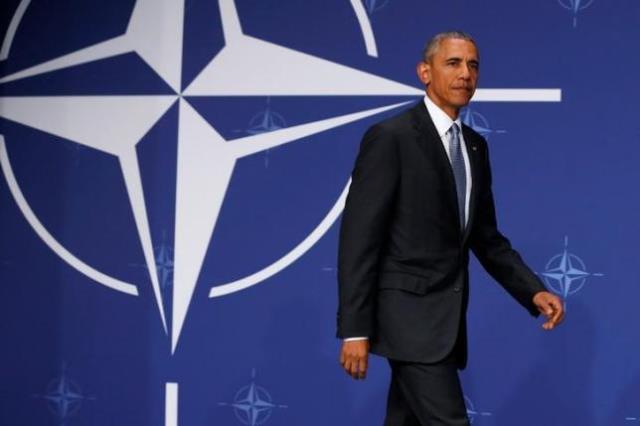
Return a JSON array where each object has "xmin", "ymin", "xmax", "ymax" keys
[
  {"xmin": 455, "ymin": 94, "xmax": 474, "ymax": 107},
  {"xmin": 452, "ymin": 99, "xmax": 472, "ymax": 109}
]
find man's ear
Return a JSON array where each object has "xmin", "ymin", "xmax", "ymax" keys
[{"xmin": 416, "ymin": 61, "xmax": 430, "ymax": 86}]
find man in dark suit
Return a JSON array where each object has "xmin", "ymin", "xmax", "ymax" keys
[{"xmin": 337, "ymin": 31, "xmax": 564, "ymax": 425}]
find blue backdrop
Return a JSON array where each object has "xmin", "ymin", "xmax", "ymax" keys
[{"xmin": 1, "ymin": 1, "xmax": 639, "ymax": 425}]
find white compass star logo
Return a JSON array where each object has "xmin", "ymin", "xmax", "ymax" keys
[
  {"xmin": 34, "ymin": 364, "xmax": 95, "ymax": 423},
  {"xmin": 541, "ymin": 236, "xmax": 603, "ymax": 306},
  {"xmin": 154, "ymin": 243, "xmax": 175, "ymax": 291},
  {"xmin": 218, "ymin": 369, "xmax": 287, "ymax": 426},
  {"xmin": 245, "ymin": 98, "xmax": 287, "ymax": 136}
]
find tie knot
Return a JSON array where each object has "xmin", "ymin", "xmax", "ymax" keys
[{"xmin": 449, "ymin": 123, "xmax": 460, "ymax": 137}]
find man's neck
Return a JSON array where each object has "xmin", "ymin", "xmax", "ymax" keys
[{"xmin": 425, "ymin": 92, "xmax": 459, "ymax": 120}]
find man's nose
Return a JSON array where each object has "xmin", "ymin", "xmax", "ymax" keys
[{"xmin": 459, "ymin": 63, "xmax": 471, "ymax": 79}]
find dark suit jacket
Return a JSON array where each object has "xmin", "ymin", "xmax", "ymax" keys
[{"xmin": 337, "ymin": 101, "xmax": 545, "ymax": 368}]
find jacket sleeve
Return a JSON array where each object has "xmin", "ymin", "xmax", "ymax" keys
[
  {"xmin": 469, "ymin": 140, "xmax": 546, "ymax": 317},
  {"xmin": 337, "ymin": 124, "xmax": 399, "ymax": 338}
]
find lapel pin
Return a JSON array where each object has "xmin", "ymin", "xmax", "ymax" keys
[{"xmin": 472, "ymin": 145, "xmax": 477, "ymax": 151}]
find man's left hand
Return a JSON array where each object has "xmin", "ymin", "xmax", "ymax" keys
[{"xmin": 533, "ymin": 291, "xmax": 565, "ymax": 330}]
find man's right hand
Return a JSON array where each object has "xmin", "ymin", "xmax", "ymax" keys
[{"xmin": 340, "ymin": 339, "xmax": 370, "ymax": 380}]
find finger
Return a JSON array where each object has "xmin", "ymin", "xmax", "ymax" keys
[
  {"xmin": 541, "ymin": 298, "xmax": 559, "ymax": 319},
  {"xmin": 550, "ymin": 303, "xmax": 563, "ymax": 325},
  {"xmin": 538, "ymin": 300, "xmax": 553, "ymax": 329},
  {"xmin": 339, "ymin": 349, "xmax": 345, "ymax": 365},
  {"xmin": 343, "ymin": 358, "xmax": 352, "ymax": 375},
  {"xmin": 545, "ymin": 301, "xmax": 555, "ymax": 318},
  {"xmin": 358, "ymin": 356, "xmax": 368, "ymax": 380},
  {"xmin": 537, "ymin": 302, "xmax": 551, "ymax": 316},
  {"xmin": 542, "ymin": 298, "xmax": 563, "ymax": 327},
  {"xmin": 542, "ymin": 308, "xmax": 556, "ymax": 329},
  {"xmin": 555, "ymin": 306, "xmax": 566, "ymax": 324},
  {"xmin": 349, "ymin": 357, "xmax": 360, "ymax": 379},
  {"xmin": 538, "ymin": 307, "xmax": 551, "ymax": 322}
]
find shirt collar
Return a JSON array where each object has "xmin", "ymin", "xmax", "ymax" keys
[{"xmin": 423, "ymin": 95, "xmax": 462, "ymax": 138}]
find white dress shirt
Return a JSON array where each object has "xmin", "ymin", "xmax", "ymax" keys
[{"xmin": 344, "ymin": 96, "xmax": 473, "ymax": 342}]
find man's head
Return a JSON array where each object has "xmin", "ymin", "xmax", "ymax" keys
[{"xmin": 417, "ymin": 31, "xmax": 479, "ymax": 119}]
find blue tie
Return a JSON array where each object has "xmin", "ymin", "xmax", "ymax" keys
[{"xmin": 448, "ymin": 123, "xmax": 466, "ymax": 229}]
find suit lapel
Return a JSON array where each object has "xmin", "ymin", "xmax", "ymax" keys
[{"xmin": 410, "ymin": 102, "xmax": 461, "ymax": 236}]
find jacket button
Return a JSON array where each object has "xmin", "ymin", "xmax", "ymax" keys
[{"xmin": 453, "ymin": 286, "xmax": 461, "ymax": 293}]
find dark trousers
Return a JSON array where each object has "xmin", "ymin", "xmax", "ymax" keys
[{"xmin": 383, "ymin": 356, "xmax": 469, "ymax": 426}]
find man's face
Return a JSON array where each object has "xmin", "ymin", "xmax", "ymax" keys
[{"xmin": 417, "ymin": 38, "xmax": 479, "ymax": 119}]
